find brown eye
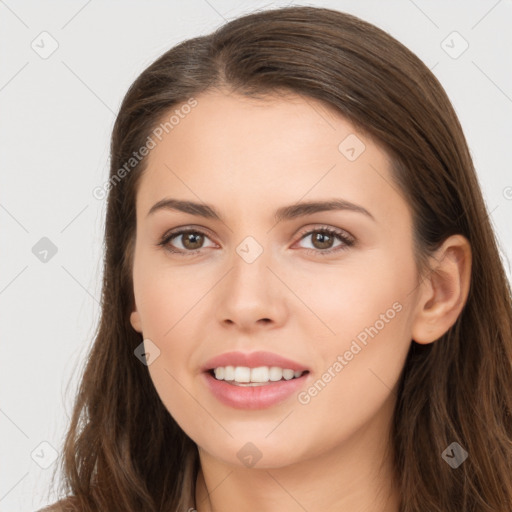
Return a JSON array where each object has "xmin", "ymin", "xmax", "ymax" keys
[
  {"xmin": 310, "ymin": 231, "xmax": 336, "ymax": 250},
  {"xmin": 158, "ymin": 229, "xmax": 216, "ymax": 255},
  {"xmin": 181, "ymin": 232, "xmax": 204, "ymax": 250},
  {"xmin": 296, "ymin": 226, "xmax": 355, "ymax": 256}
]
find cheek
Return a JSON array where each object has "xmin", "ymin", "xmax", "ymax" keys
[
  {"xmin": 132, "ymin": 254, "xmax": 212, "ymax": 419},
  {"xmin": 286, "ymin": 249, "xmax": 414, "ymax": 346},
  {"xmin": 283, "ymin": 294, "xmax": 412, "ymax": 464},
  {"xmin": 133, "ymin": 250, "xmax": 210, "ymax": 340},
  {"xmin": 292, "ymin": 308, "xmax": 410, "ymax": 462},
  {"xmin": 289, "ymin": 251, "xmax": 414, "ymax": 413}
]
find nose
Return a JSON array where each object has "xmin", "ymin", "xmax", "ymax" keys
[{"xmin": 214, "ymin": 244, "xmax": 288, "ymax": 332}]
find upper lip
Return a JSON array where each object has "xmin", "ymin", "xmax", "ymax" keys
[{"xmin": 202, "ymin": 351, "xmax": 310, "ymax": 373}]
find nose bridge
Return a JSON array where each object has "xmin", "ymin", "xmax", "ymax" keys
[
  {"xmin": 235, "ymin": 234, "xmax": 266, "ymax": 267},
  {"xmin": 229, "ymin": 233, "xmax": 271, "ymax": 296},
  {"xmin": 215, "ymin": 232, "xmax": 285, "ymax": 328}
]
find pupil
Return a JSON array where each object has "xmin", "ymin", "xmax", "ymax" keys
[
  {"xmin": 184, "ymin": 233, "xmax": 203, "ymax": 249},
  {"xmin": 313, "ymin": 232, "xmax": 332, "ymax": 249}
]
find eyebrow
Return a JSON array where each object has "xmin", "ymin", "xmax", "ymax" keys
[{"xmin": 146, "ymin": 197, "xmax": 375, "ymax": 223}]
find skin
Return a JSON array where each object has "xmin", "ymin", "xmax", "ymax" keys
[{"xmin": 130, "ymin": 89, "xmax": 471, "ymax": 512}]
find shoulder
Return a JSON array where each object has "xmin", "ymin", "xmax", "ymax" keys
[{"xmin": 37, "ymin": 497, "xmax": 79, "ymax": 512}]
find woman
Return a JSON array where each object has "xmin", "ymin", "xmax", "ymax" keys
[{"xmin": 41, "ymin": 5, "xmax": 512, "ymax": 511}]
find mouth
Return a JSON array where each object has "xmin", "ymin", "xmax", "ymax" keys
[
  {"xmin": 206, "ymin": 367, "xmax": 310, "ymax": 386},
  {"xmin": 202, "ymin": 366, "xmax": 311, "ymax": 409}
]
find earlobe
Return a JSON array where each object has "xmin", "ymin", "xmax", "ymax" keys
[
  {"xmin": 412, "ymin": 235, "xmax": 472, "ymax": 344},
  {"xmin": 130, "ymin": 310, "xmax": 143, "ymax": 333}
]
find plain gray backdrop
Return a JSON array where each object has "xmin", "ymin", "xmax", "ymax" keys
[{"xmin": 1, "ymin": 0, "xmax": 511, "ymax": 510}]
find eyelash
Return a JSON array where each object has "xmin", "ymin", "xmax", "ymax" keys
[{"xmin": 157, "ymin": 226, "xmax": 355, "ymax": 257}]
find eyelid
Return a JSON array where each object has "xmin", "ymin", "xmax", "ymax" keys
[
  {"xmin": 292, "ymin": 224, "xmax": 355, "ymax": 255},
  {"xmin": 159, "ymin": 226, "xmax": 218, "ymax": 253},
  {"xmin": 294, "ymin": 224, "xmax": 355, "ymax": 244}
]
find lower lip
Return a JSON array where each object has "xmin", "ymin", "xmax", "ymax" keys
[{"xmin": 202, "ymin": 371, "xmax": 309, "ymax": 410}]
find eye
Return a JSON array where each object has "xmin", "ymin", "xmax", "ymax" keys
[
  {"xmin": 158, "ymin": 228, "xmax": 216, "ymax": 255},
  {"xmin": 295, "ymin": 226, "xmax": 355, "ymax": 256},
  {"xmin": 157, "ymin": 225, "xmax": 355, "ymax": 257}
]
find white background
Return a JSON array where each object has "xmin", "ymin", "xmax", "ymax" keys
[{"xmin": 1, "ymin": 1, "xmax": 511, "ymax": 510}]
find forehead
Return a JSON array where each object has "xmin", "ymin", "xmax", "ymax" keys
[{"xmin": 135, "ymin": 90, "xmax": 402, "ymax": 220}]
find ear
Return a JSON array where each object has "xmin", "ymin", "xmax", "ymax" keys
[
  {"xmin": 130, "ymin": 309, "xmax": 143, "ymax": 334},
  {"xmin": 412, "ymin": 234, "xmax": 472, "ymax": 344}
]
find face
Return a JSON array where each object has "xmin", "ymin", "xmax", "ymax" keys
[{"xmin": 130, "ymin": 89, "xmax": 420, "ymax": 469}]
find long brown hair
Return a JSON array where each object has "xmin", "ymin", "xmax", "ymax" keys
[{"xmin": 45, "ymin": 6, "xmax": 512, "ymax": 511}]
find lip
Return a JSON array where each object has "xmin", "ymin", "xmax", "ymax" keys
[
  {"xmin": 201, "ymin": 350, "xmax": 310, "ymax": 373},
  {"xmin": 202, "ymin": 371, "xmax": 310, "ymax": 409}
]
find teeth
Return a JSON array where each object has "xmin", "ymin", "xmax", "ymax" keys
[
  {"xmin": 251, "ymin": 366, "xmax": 270, "ymax": 382},
  {"xmin": 282, "ymin": 369, "xmax": 295, "ymax": 380},
  {"xmin": 213, "ymin": 366, "xmax": 305, "ymax": 384},
  {"xmin": 234, "ymin": 366, "xmax": 251, "ymax": 382},
  {"xmin": 224, "ymin": 366, "xmax": 235, "ymax": 381}
]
